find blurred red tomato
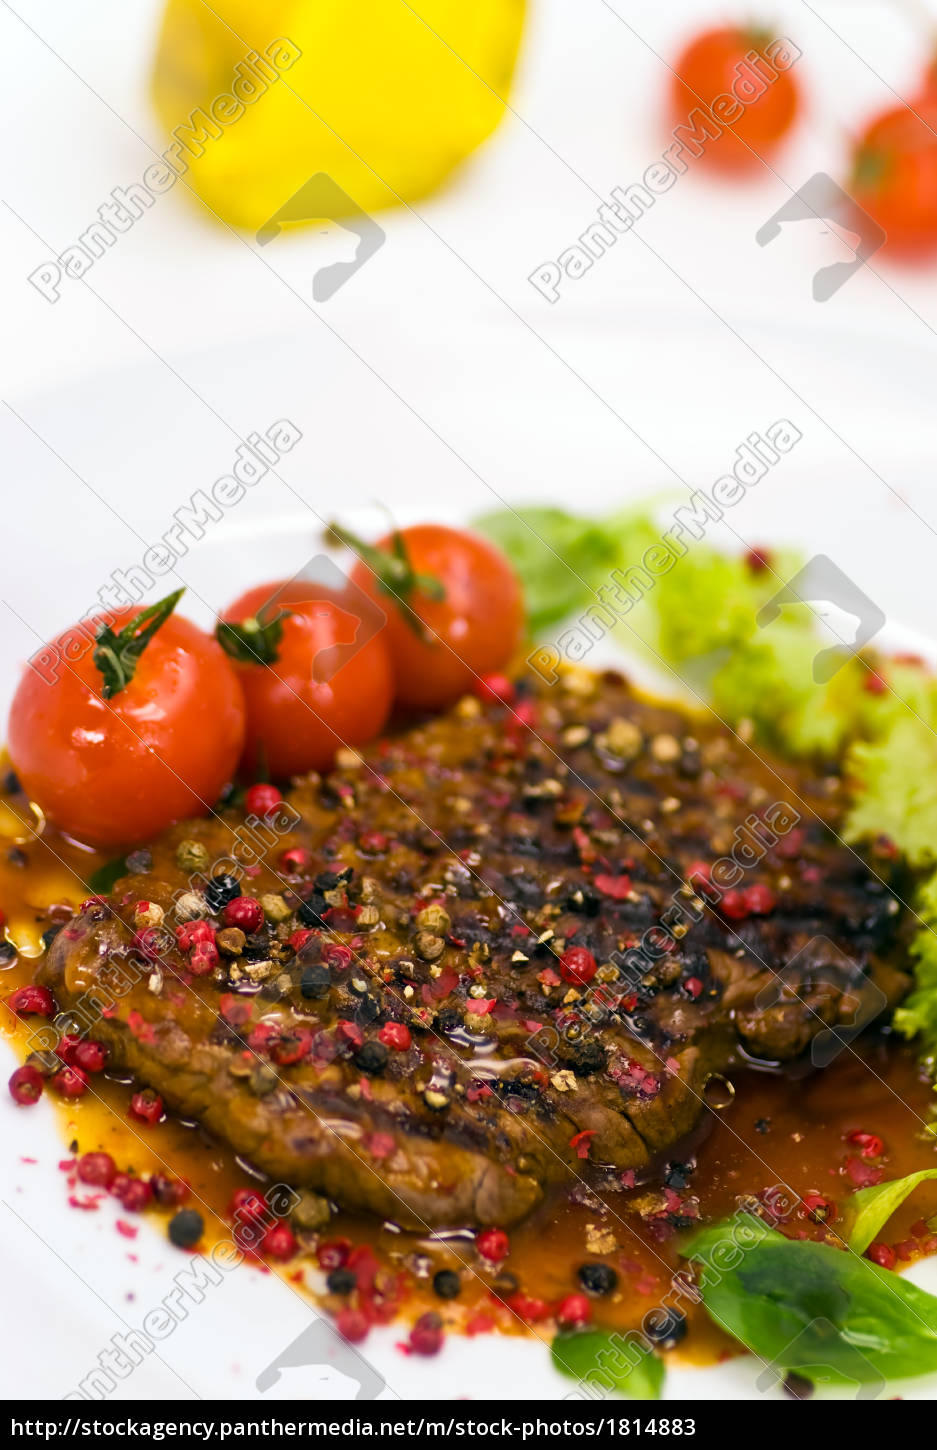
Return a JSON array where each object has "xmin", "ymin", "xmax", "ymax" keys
[
  {"xmin": 848, "ymin": 102, "xmax": 937, "ymax": 255},
  {"xmin": 670, "ymin": 27, "xmax": 801, "ymax": 172}
]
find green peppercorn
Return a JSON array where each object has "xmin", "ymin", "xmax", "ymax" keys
[{"xmin": 176, "ymin": 840, "xmax": 210, "ymax": 873}]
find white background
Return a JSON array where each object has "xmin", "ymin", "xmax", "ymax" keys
[{"xmin": 3, "ymin": 0, "xmax": 937, "ymax": 1404}]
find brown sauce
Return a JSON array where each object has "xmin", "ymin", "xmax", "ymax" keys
[{"xmin": 2, "ymin": 786, "xmax": 936, "ymax": 1366}]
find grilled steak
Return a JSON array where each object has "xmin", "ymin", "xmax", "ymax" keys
[{"xmin": 41, "ymin": 669, "xmax": 909, "ymax": 1229}]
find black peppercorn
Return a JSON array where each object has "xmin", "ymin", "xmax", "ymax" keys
[
  {"xmin": 353, "ymin": 994, "xmax": 381, "ymax": 1027},
  {"xmin": 491, "ymin": 1270, "xmax": 519, "ymax": 1299},
  {"xmin": 577, "ymin": 1262, "xmax": 618, "ymax": 1296},
  {"xmin": 301, "ymin": 964, "xmax": 332, "ymax": 1000},
  {"xmin": 566, "ymin": 886, "xmax": 601, "ymax": 917},
  {"xmin": 643, "ymin": 1306, "xmax": 687, "ymax": 1348},
  {"xmin": 315, "ymin": 868, "xmax": 352, "ymax": 892},
  {"xmin": 354, "ymin": 1040, "xmax": 388, "ymax": 1075},
  {"xmin": 204, "ymin": 873, "xmax": 241, "ymax": 913},
  {"xmin": 297, "ymin": 893, "xmax": 328, "ymax": 927},
  {"xmin": 326, "ymin": 1267, "xmax": 358, "ymax": 1295},
  {"xmin": 126, "ymin": 849, "xmax": 153, "ymax": 874},
  {"xmin": 242, "ymin": 927, "xmax": 272, "ymax": 961},
  {"xmin": 432, "ymin": 1269, "xmax": 461, "ymax": 1300},
  {"xmin": 168, "ymin": 1209, "xmax": 204, "ymax": 1248}
]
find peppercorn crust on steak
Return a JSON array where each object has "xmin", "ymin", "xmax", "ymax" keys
[{"xmin": 41, "ymin": 670, "xmax": 910, "ymax": 1229}]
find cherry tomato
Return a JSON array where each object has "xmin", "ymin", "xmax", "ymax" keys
[
  {"xmin": 670, "ymin": 28, "xmax": 800, "ymax": 172},
  {"xmin": 340, "ymin": 524, "xmax": 524, "ymax": 711},
  {"xmin": 219, "ymin": 580, "xmax": 393, "ymax": 778},
  {"xmin": 848, "ymin": 102, "xmax": 937, "ymax": 255},
  {"xmin": 8, "ymin": 593, "xmax": 245, "ymax": 849}
]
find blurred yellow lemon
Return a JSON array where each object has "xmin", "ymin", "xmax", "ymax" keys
[{"xmin": 151, "ymin": 0, "xmax": 526, "ymax": 230}]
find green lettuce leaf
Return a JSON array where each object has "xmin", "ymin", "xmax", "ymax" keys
[{"xmin": 844, "ymin": 718, "xmax": 937, "ymax": 868}]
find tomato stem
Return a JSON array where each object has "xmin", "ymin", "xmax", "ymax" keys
[
  {"xmin": 328, "ymin": 522, "xmax": 445, "ymax": 634},
  {"xmin": 215, "ymin": 609, "xmax": 290, "ymax": 666},
  {"xmin": 93, "ymin": 589, "xmax": 184, "ymax": 699}
]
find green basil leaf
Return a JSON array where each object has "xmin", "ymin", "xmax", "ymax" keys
[
  {"xmin": 551, "ymin": 1329, "xmax": 663, "ymax": 1400},
  {"xmin": 842, "ymin": 1170, "xmax": 937, "ymax": 1255},
  {"xmin": 87, "ymin": 856, "xmax": 127, "ymax": 895},
  {"xmin": 687, "ymin": 1213, "xmax": 937, "ymax": 1386}
]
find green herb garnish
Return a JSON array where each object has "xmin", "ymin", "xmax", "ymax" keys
[
  {"xmin": 688, "ymin": 1213, "xmax": 937, "ymax": 1387},
  {"xmin": 551, "ymin": 1329, "xmax": 663, "ymax": 1399},
  {"xmin": 87, "ymin": 856, "xmax": 127, "ymax": 894},
  {"xmin": 842, "ymin": 1169, "xmax": 937, "ymax": 1255}
]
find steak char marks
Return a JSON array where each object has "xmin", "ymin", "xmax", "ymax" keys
[{"xmin": 42, "ymin": 670, "xmax": 909, "ymax": 1229}]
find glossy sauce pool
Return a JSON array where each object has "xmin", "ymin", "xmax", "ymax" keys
[{"xmin": 2, "ymin": 787, "xmax": 937, "ymax": 1367}]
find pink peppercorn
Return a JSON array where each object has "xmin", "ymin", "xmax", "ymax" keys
[
  {"xmin": 262, "ymin": 1223, "xmax": 298, "ymax": 1261},
  {"xmin": 743, "ymin": 884, "xmax": 777, "ymax": 915},
  {"xmin": 409, "ymin": 1312, "xmax": 444, "ymax": 1355},
  {"xmin": 477, "ymin": 1227, "xmax": 510, "ymax": 1262},
  {"xmin": 866, "ymin": 1242, "xmax": 896, "ymax": 1269},
  {"xmin": 245, "ymin": 783, "xmax": 282, "ymax": 818},
  {"xmin": 113, "ymin": 1175, "xmax": 152, "ymax": 1212},
  {"xmin": 189, "ymin": 941, "xmax": 220, "ymax": 976},
  {"xmin": 129, "ymin": 1090, "xmax": 163, "ymax": 1126},
  {"xmin": 336, "ymin": 1308, "xmax": 369, "ymax": 1344},
  {"xmin": 556, "ymin": 1293, "xmax": 591, "ymax": 1328},
  {"xmin": 77, "ymin": 1152, "xmax": 116, "ymax": 1188},
  {"xmin": 379, "ymin": 1022, "xmax": 412, "ymax": 1051},
  {"xmin": 72, "ymin": 1040, "xmax": 108, "ymax": 1074},
  {"xmin": 6, "ymin": 985, "xmax": 55, "ymax": 1018},
  {"xmin": 8, "ymin": 1065, "xmax": 43, "ymax": 1105},
  {"xmin": 800, "ymin": 1192, "xmax": 836, "ymax": 1224},
  {"xmin": 176, "ymin": 920, "xmax": 214, "ymax": 952},
  {"xmin": 847, "ymin": 1130, "xmax": 884, "ymax": 1159},
  {"xmin": 52, "ymin": 1066, "xmax": 88, "ymax": 1099},
  {"xmin": 223, "ymin": 896, "xmax": 264, "ymax": 933},
  {"xmin": 720, "ymin": 890, "xmax": 749, "ymax": 921},
  {"xmin": 506, "ymin": 1293, "xmax": 550, "ymax": 1324},
  {"xmin": 559, "ymin": 947, "xmax": 597, "ymax": 986},
  {"xmin": 477, "ymin": 674, "xmax": 515, "ymax": 707}
]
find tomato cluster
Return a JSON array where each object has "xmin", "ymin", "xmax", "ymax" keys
[
  {"xmin": 7, "ymin": 524, "xmax": 523, "ymax": 849},
  {"xmin": 671, "ymin": 22, "xmax": 937, "ymax": 255}
]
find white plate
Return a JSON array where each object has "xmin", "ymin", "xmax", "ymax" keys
[{"xmin": 4, "ymin": 322, "xmax": 937, "ymax": 1402}]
